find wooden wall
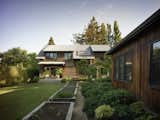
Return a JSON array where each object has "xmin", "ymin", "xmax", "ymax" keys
[{"xmin": 112, "ymin": 21, "xmax": 160, "ymax": 113}]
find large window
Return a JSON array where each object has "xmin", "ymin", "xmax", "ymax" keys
[
  {"xmin": 150, "ymin": 40, "xmax": 160, "ymax": 86},
  {"xmin": 45, "ymin": 52, "xmax": 57, "ymax": 59},
  {"xmin": 64, "ymin": 53, "xmax": 72, "ymax": 60},
  {"xmin": 114, "ymin": 51, "xmax": 133, "ymax": 81}
]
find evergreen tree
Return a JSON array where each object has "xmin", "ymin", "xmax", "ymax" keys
[
  {"xmin": 85, "ymin": 16, "xmax": 99, "ymax": 44},
  {"xmin": 72, "ymin": 17, "xmax": 122, "ymax": 46},
  {"xmin": 72, "ymin": 33, "xmax": 85, "ymax": 44},
  {"xmin": 113, "ymin": 20, "xmax": 121, "ymax": 44},
  {"xmin": 98, "ymin": 23, "xmax": 107, "ymax": 44},
  {"xmin": 48, "ymin": 37, "xmax": 55, "ymax": 45},
  {"xmin": 107, "ymin": 24, "xmax": 114, "ymax": 47}
]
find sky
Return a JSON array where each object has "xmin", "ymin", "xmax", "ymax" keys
[{"xmin": 0, "ymin": 0, "xmax": 160, "ymax": 53}]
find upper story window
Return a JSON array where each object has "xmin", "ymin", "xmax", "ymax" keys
[
  {"xmin": 45, "ymin": 52, "xmax": 57, "ymax": 59},
  {"xmin": 64, "ymin": 53, "xmax": 72, "ymax": 60},
  {"xmin": 114, "ymin": 51, "xmax": 133, "ymax": 81},
  {"xmin": 150, "ymin": 40, "xmax": 160, "ymax": 87},
  {"xmin": 50, "ymin": 53, "xmax": 57, "ymax": 59}
]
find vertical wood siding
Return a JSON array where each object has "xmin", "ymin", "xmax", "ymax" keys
[{"xmin": 112, "ymin": 22, "xmax": 160, "ymax": 112}]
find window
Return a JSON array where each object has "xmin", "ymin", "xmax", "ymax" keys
[
  {"xmin": 150, "ymin": 40, "xmax": 160, "ymax": 86},
  {"xmin": 125, "ymin": 53, "xmax": 133, "ymax": 81},
  {"xmin": 45, "ymin": 52, "xmax": 57, "ymax": 59},
  {"xmin": 64, "ymin": 53, "xmax": 72, "ymax": 60},
  {"xmin": 50, "ymin": 53, "xmax": 57, "ymax": 59},
  {"xmin": 115, "ymin": 58, "xmax": 119, "ymax": 80},
  {"xmin": 46, "ymin": 53, "xmax": 50, "ymax": 58},
  {"xmin": 114, "ymin": 51, "xmax": 133, "ymax": 81},
  {"xmin": 119, "ymin": 56, "xmax": 125, "ymax": 80}
]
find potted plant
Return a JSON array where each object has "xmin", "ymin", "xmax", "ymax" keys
[{"xmin": 56, "ymin": 68, "xmax": 63, "ymax": 78}]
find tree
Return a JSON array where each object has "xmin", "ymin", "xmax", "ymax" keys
[
  {"xmin": 113, "ymin": 20, "xmax": 122, "ymax": 44},
  {"xmin": 48, "ymin": 37, "xmax": 55, "ymax": 45},
  {"xmin": 72, "ymin": 33, "xmax": 85, "ymax": 44},
  {"xmin": 85, "ymin": 16, "xmax": 99, "ymax": 44},
  {"xmin": 96, "ymin": 54, "xmax": 112, "ymax": 78},
  {"xmin": 76, "ymin": 59, "xmax": 96, "ymax": 79},
  {"xmin": 1, "ymin": 48, "xmax": 39, "ymax": 85},
  {"xmin": 106, "ymin": 24, "xmax": 113, "ymax": 47},
  {"xmin": 2, "ymin": 47, "xmax": 28, "ymax": 66},
  {"xmin": 26, "ymin": 53, "xmax": 39, "ymax": 83},
  {"xmin": 98, "ymin": 23, "xmax": 108, "ymax": 44},
  {"xmin": 72, "ymin": 17, "xmax": 122, "ymax": 46}
]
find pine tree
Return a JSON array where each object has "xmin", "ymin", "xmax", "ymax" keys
[
  {"xmin": 107, "ymin": 24, "xmax": 114, "ymax": 47},
  {"xmin": 98, "ymin": 23, "xmax": 107, "ymax": 44},
  {"xmin": 48, "ymin": 37, "xmax": 55, "ymax": 45},
  {"xmin": 85, "ymin": 16, "xmax": 99, "ymax": 44},
  {"xmin": 113, "ymin": 20, "xmax": 121, "ymax": 44}
]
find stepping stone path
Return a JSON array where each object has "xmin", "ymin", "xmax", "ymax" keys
[{"xmin": 72, "ymin": 85, "xmax": 88, "ymax": 120}]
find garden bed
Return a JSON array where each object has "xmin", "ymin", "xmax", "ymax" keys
[
  {"xmin": 49, "ymin": 81, "xmax": 79, "ymax": 102},
  {"xmin": 81, "ymin": 79, "xmax": 159, "ymax": 120},
  {"xmin": 23, "ymin": 101, "xmax": 74, "ymax": 120}
]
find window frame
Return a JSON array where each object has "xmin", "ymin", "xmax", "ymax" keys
[
  {"xmin": 114, "ymin": 50, "xmax": 133, "ymax": 82},
  {"xmin": 45, "ymin": 52, "xmax": 57, "ymax": 59},
  {"xmin": 150, "ymin": 40, "xmax": 160, "ymax": 89},
  {"xmin": 64, "ymin": 52, "xmax": 72, "ymax": 60}
]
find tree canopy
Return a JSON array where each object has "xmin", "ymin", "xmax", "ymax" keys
[
  {"xmin": 0, "ymin": 48, "xmax": 39, "ymax": 85},
  {"xmin": 72, "ymin": 17, "xmax": 122, "ymax": 46},
  {"xmin": 113, "ymin": 20, "xmax": 122, "ymax": 44},
  {"xmin": 2, "ymin": 47, "xmax": 28, "ymax": 66}
]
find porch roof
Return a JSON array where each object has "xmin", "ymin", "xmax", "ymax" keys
[{"xmin": 38, "ymin": 61, "xmax": 65, "ymax": 65}]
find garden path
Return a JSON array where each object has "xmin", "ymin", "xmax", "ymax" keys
[{"xmin": 72, "ymin": 85, "xmax": 88, "ymax": 120}]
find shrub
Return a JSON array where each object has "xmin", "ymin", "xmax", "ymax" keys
[
  {"xmin": 95, "ymin": 105, "xmax": 114, "ymax": 120},
  {"xmin": 28, "ymin": 76, "xmax": 40, "ymax": 83},
  {"xmin": 61, "ymin": 79, "xmax": 66, "ymax": 83},
  {"xmin": 130, "ymin": 101, "xmax": 145, "ymax": 115},
  {"xmin": 99, "ymin": 89, "xmax": 135, "ymax": 106},
  {"xmin": 134, "ymin": 113, "xmax": 154, "ymax": 120},
  {"xmin": 55, "ymin": 68, "xmax": 63, "ymax": 78},
  {"xmin": 42, "ymin": 69, "xmax": 51, "ymax": 78},
  {"xmin": 84, "ymin": 95, "xmax": 101, "ymax": 116},
  {"xmin": 27, "ymin": 67, "xmax": 39, "ymax": 80},
  {"xmin": 64, "ymin": 76, "xmax": 72, "ymax": 81},
  {"xmin": 114, "ymin": 105, "xmax": 132, "ymax": 119},
  {"xmin": 96, "ymin": 77, "xmax": 111, "ymax": 82},
  {"xmin": 7, "ymin": 66, "xmax": 20, "ymax": 85}
]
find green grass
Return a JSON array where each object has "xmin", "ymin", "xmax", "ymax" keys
[{"xmin": 0, "ymin": 82, "xmax": 65, "ymax": 120}]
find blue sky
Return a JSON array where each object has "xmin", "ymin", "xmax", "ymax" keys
[{"xmin": 0, "ymin": 0, "xmax": 159, "ymax": 53}]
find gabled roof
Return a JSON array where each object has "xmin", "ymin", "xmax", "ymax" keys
[
  {"xmin": 107, "ymin": 9, "xmax": 160, "ymax": 55},
  {"xmin": 37, "ymin": 44, "xmax": 109, "ymax": 60},
  {"xmin": 91, "ymin": 45, "xmax": 110, "ymax": 52},
  {"xmin": 43, "ymin": 45, "xmax": 74, "ymax": 52},
  {"xmin": 42, "ymin": 45, "xmax": 109, "ymax": 52}
]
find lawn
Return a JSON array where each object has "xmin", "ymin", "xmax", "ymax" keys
[{"xmin": 0, "ymin": 82, "xmax": 65, "ymax": 120}]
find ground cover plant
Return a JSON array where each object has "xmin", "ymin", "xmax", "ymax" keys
[
  {"xmin": 81, "ymin": 78, "xmax": 157, "ymax": 120},
  {"xmin": 54, "ymin": 81, "xmax": 76, "ymax": 99},
  {"xmin": 0, "ymin": 82, "xmax": 64, "ymax": 120}
]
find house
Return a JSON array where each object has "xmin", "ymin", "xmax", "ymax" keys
[
  {"xmin": 37, "ymin": 44, "xmax": 109, "ymax": 79},
  {"xmin": 107, "ymin": 9, "xmax": 160, "ymax": 112}
]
